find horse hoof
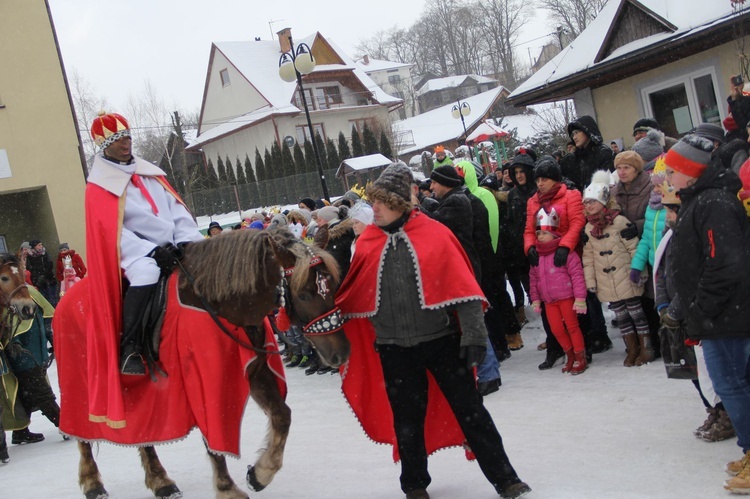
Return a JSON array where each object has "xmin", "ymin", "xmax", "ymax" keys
[
  {"xmin": 246, "ymin": 466, "xmax": 266, "ymax": 492},
  {"xmin": 85, "ymin": 486, "xmax": 108, "ymax": 499},
  {"xmin": 155, "ymin": 484, "xmax": 183, "ymax": 499}
]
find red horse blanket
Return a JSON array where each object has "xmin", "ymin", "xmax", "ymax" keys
[{"xmin": 54, "ymin": 274, "xmax": 286, "ymax": 457}]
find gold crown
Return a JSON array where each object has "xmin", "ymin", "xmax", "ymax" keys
[{"xmin": 661, "ymin": 180, "xmax": 680, "ymax": 205}]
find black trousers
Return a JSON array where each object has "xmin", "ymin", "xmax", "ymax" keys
[{"xmin": 377, "ymin": 334, "xmax": 521, "ymax": 494}]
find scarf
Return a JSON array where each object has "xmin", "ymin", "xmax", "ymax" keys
[
  {"xmin": 587, "ymin": 208, "xmax": 620, "ymax": 238},
  {"xmin": 537, "ymin": 184, "xmax": 562, "ymax": 212},
  {"xmin": 648, "ymin": 189, "xmax": 663, "ymax": 210}
]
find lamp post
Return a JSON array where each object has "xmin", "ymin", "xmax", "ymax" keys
[
  {"xmin": 278, "ymin": 35, "xmax": 330, "ymax": 202},
  {"xmin": 451, "ymin": 99, "xmax": 471, "ymax": 142}
]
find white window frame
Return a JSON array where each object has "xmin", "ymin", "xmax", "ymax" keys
[{"xmin": 640, "ymin": 67, "xmax": 724, "ymax": 130}]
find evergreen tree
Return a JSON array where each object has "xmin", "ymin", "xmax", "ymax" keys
[
  {"xmin": 362, "ymin": 123, "xmax": 379, "ymax": 155},
  {"xmin": 254, "ymin": 148, "xmax": 266, "ymax": 207},
  {"xmin": 216, "ymin": 156, "xmax": 228, "ymax": 186},
  {"xmin": 351, "ymin": 125, "xmax": 364, "ymax": 157},
  {"xmin": 263, "ymin": 148, "xmax": 273, "ymax": 206},
  {"xmin": 326, "ymin": 137, "xmax": 340, "ymax": 170},
  {"xmin": 303, "ymin": 140, "xmax": 320, "ymax": 198},
  {"xmin": 226, "ymin": 156, "xmax": 237, "ymax": 185},
  {"xmin": 236, "ymin": 156, "xmax": 247, "ymax": 184},
  {"xmin": 280, "ymin": 144, "xmax": 296, "ymax": 204},
  {"xmin": 293, "ymin": 143, "xmax": 308, "ymax": 199},
  {"xmin": 338, "ymin": 131, "xmax": 351, "ymax": 161},
  {"xmin": 241, "ymin": 154, "xmax": 258, "ymax": 209},
  {"xmin": 314, "ymin": 132, "xmax": 328, "ymax": 176},
  {"xmin": 206, "ymin": 159, "xmax": 220, "ymax": 189},
  {"xmin": 379, "ymin": 130, "xmax": 393, "ymax": 160}
]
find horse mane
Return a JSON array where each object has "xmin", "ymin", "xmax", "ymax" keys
[
  {"xmin": 179, "ymin": 230, "xmax": 279, "ymax": 302},
  {"xmin": 267, "ymin": 230, "xmax": 340, "ymax": 295}
]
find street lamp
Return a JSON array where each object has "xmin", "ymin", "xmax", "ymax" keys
[
  {"xmin": 451, "ymin": 100, "xmax": 471, "ymax": 141},
  {"xmin": 278, "ymin": 36, "xmax": 330, "ymax": 202}
]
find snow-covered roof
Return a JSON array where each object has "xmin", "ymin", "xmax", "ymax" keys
[
  {"xmin": 417, "ymin": 74, "xmax": 498, "ymax": 96},
  {"xmin": 509, "ymin": 0, "xmax": 747, "ymax": 104},
  {"xmin": 191, "ymin": 33, "xmax": 401, "ymax": 148},
  {"xmin": 336, "ymin": 153, "xmax": 392, "ymax": 177},
  {"xmin": 355, "ymin": 56, "xmax": 412, "ymax": 73}
]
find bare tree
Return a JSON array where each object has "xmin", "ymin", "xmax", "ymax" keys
[
  {"xmin": 68, "ymin": 69, "xmax": 109, "ymax": 170},
  {"xmin": 474, "ymin": 0, "xmax": 531, "ymax": 89},
  {"xmin": 536, "ymin": 0, "xmax": 607, "ymax": 38}
]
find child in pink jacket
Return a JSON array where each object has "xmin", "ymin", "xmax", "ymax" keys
[{"xmin": 529, "ymin": 209, "xmax": 588, "ymax": 374}]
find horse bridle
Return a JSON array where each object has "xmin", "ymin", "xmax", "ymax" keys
[
  {"xmin": 278, "ymin": 245, "xmax": 343, "ymax": 338},
  {"xmin": 0, "ymin": 261, "xmax": 29, "ymax": 316}
]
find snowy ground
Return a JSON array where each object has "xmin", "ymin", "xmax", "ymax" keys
[{"xmin": 3, "ymin": 307, "xmax": 740, "ymax": 498}]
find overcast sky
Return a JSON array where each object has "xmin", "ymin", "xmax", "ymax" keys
[{"xmin": 47, "ymin": 0, "xmax": 550, "ymax": 117}]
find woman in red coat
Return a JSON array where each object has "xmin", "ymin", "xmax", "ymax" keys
[
  {"xmin": 523, "ymin": 156, "xmax": 586, "ymax": 369},
  {"xmin": 55, "ymin": 243, "xmax": 86, "ymax": 282}
]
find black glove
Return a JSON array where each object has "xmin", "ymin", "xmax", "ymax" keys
[
  {"xmin": 620, "ymin": 223, "xmax": 638, "ymax": 240},
  {"xmin": 660, "ymin": 311, "xmax": 681, "ymax": 330},
  {"xmin": 459, "ymin": 345, "xmax": 486, "ymax": 370},
  {"xmin": 579, "ymin": 227, "xmax": 589, "ymax": 246},
  {"xmin": 5, "ymin": 342, "xmax": 24, "ymax": 358},
  {"xmin": 527, "ymin": 246, "xmax": 539, "ymax": 267},
  {"xmin": 149, "ymin": 246, "xmax": 176, "ymax": 275},
  {"xmin": 553, "ymin": 246, "xmax": 570, "ymax": 267}
]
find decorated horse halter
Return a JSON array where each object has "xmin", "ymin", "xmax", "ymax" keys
[
  {"xmin": 277, "ymin": 246, "xmax": 343, "ymax": 337},
  {"xmin": 0, "ymin": 261, "xmax": 29, "ymax": 316}
]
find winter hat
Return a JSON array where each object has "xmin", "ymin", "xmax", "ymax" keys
[
  {"xmin": 59, "ymin": 243, "xmax": 70, "ymax": 251},
  {"xmin": 299, "ymin": 198, "xmax": 316, "ymax": 211},
  {"xmin": 583, "ymin": 171, "xmax": 612, "ymax": 206},
  {"xmin": 479, "ymin": 174, "xmax": 500, "ymax": 191},
  {"xmin": 691, "ymin": 123, "xmax": 725, "ymax": 145},
  {"xmin": 418, "ymin": 180, "xmax": 432, "ymax": 191},
  {"xmin": 366, "ymin": 162, "xmax": 414, "ymax": 213},
  {"xmin": 631, "ymin": 129, "xmax": 664, "ymax": 165},
  {"xmin": 510, "ymin": 152, "xmax": 535, "ymax": 169},
  {"xmin": 248, "ymin": 221, "xmax": 264, "ymax": 230},
  {"xmin": 90, "ymin": 111, "xmax": 131, "ymax": 149},
  {"xmin": 434, "ymin": 145, "xmax": 445, "ymax": 154},
  {"xmin": 664, "ymin": 134, "xmax": 713, "ymax": 178},
  {"xmin": 534, "ymin": 156, "xmax": 562, "ymax": 182},
  {"xmin": 349, "ymin": 202, "xmax": 374, "ymax": 226},
  {"xmin": 430, "ymin": 165, "xmax": 464, "ymax": 188},
  {"xmin": 343, "ymin": 190, "xmax": 361, "ymax": 203},
  {"xmin": 632, "ymin": 117, "xmax": 660, "ymax": 136},
  {"xmin": 20, "ymin": 241, "xmax": 31, "ymax": 251},
  {"xmin": 316, "ymin": 206, "xmax": 340, "ymax": 223},
  {"xmin": 208, "ymin": 221, "xmax": 221, "ymax": 230},
  {"xmin": 535, "ymin": 207, "xmax": 561, "ymax": 237},
  {"xmin": 269, "ymin": 214, "xmax": 288, "ymax": 228},
  {"xmin": 29, "ymin": 239, "xmax": 42, "ymax": 249},
  {"xmin": 614, "ymin": 151, "xmax": 645, "ymax": 173}
]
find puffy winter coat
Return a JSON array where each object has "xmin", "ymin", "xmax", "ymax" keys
[
  {"xmin": 524, "ymin": 183, "xmax": 585, "ymax": 254},
  {"xmin": 529, "ymin": 239, "xmax": 587, "ymax": 304},
  {"xmin": 610, "ymin": 171, "xmax": 653, "ymax": 236},
  {"xmin": 582, "ymin": 214, "xmax": 644, "ymax": 303},
  {"xmin": 427, "ymin": 187, "xmax": 481, "ymax": 280},
  {"xmin": 315, "ymin": 218, "xmax": 355, "ymax": 280},
  {"xmin": 56, "ymin": 250, "xmax": 87, "ymax": 281},
  {"xmin": 672, "ymin": 161, "xmax": 750, "ymax": 340},
  {"xmin": 506, "ymin": 159, "xmax": 536, "ymax": 267},
  {"xmin": 631, "ymin": 205, "xmax": 666, "ymax": 272}
]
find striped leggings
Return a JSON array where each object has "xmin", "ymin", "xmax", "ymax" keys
[{"xmin": 610, "ymin": 297, "xmax": 649, "ymax": 336}]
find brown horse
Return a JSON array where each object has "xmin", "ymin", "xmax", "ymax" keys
[
  {"xmin": 0, "ymin": 253, "xmax": 37, "ymax": 322},
  {"xmin": 54, "ymin": 229, "xmax": 350, "ymax": 499}
]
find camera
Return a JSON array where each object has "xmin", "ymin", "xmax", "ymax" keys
[{"xmin": 732, "ymin": 74, "xmax": 744, "ymax": 87}]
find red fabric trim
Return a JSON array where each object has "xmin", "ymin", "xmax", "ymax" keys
[
  {"xmin": 55, "ymin": 276, "xmax": 285, "ymax": 455},
  {"xmin": 665, "ymin": 149, "xmax": 708, "ymax": 178}
]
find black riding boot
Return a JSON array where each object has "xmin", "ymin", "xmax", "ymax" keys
[{"xmin": 120, "ymin": 284, "xmax": 156, "ymax": 375}]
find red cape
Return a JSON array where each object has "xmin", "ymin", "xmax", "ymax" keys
[
  {"xmin": 55, "ymin": 275, "xmax": 286, "ymax": 456},
  {"xmin": 84, "ymin": 176, "xmax": 186, "ymax": 428},
  {"xmin": 336, "ymin": 211, "xmax": 485, "ymax": 462}
]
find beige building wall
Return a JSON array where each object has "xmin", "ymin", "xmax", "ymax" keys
[
  {"xmin": 590, "ymin": 40, "xmax": 741, "ymax": 150},
  {"xmin": 0, "ymin": 0, "xmax": 86, "ymax": 259}
]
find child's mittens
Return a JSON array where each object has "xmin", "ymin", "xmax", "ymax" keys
[
  {"xmin": 629, "ymin": 268, "xmax": 642, "ymax": 284},
  {"xmin": 573, "ymin": 299, "xmax": 587, "ymax": 314},
  {"xmin": 532, "ymin": 301, "xmax": 542, "ymax": 314}
]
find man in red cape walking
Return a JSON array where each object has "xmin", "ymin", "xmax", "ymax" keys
[
  {"xmin": 336, "ymin": 163, "xmax": 530, "ymax": 499},
  {"xmin": 84, "ymin": 111, "xmax": 204, "ymax": 428}
]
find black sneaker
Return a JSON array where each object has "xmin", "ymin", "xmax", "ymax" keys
[
  {"xmin": 304, "ymin": 357, "xmax": 321, "ymax": 375},
  {"xmin": 477, "ymin": 378, "xmax": 501, "ymax": 396},
  {"xmin": 590, "ymin": 337, "xmax": 613, "ymax": 354},
  {"xmin": 298, "ymin": 355, "xmax": 314, "ymax": 368},
  {"xmin": 498, "ymin": 481, "xmax": 531, "ymax": 498},
  {"xmin": 11, "ymin": 428, "xmax": 44, "ymax": 445},
  {"xmin": 317, "ymin": 365, "xmax": 334, "ymax": 375},
  {"xmin": 285, "ymin": 354, "xmax": 302, "ymax": 368},
  {"xmin": 496, "ymin": 348, "xmax": 512, "ymax": 363}
]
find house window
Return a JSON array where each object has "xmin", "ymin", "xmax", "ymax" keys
[
  {"xmin": 0, "ymin": 235, "xmax": 6, "ymax": 253},
  {"xmin": 388, "ymin": 74, "xmax": 402, "ymax": 85},
  {"xmin": 294, "ymin": 88, "xmax": 315, "ymax": 110},
  {"xmin": 314, "ymin": 86, "xmax": 343, "ymax": 110},
  {"xmin": 295, "ymin": 123, "xmax": 325, "ymax": 145},
  {"xmin": 641, "ymin": 68, "xmax": 722, "ymax": 138},
  {"xmin": 220, "ymin": 69, "xmax": 230, "ymax": 87}
]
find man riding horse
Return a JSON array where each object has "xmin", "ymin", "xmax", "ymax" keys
[{"xmin": 86, "ymin": 111, "xmax": 204, "ymax": 426}]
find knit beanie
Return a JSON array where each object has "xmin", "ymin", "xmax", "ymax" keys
[
  {"xmin": 29, "ymin": 239, "xmax": 41, "ymax": 249},
  {"xmin": 631, "ymin": 129, "xmax": 664, "ymax": 165},
  {"xmin": 534, "ymin": 156, "xmax": 562, "ymax": 182},
  {"xmin": 664, "ymin": 135, "xmax": 713, "ymax": 178},
  {"xmin": 366, "ymin": 162, "xmax": 414, "ymax": 213},
  {"xmin": 299, "ymin": 197, "xmax": 316, "ymax": 211},
  {"xmin": 583, "ymin": 171, "xmax": 612, "ymax": 206},
  {"xmin": 692, "ymin": 123, "xmax": 725, "ymax": 145},
  {"xmin": 248, "ymin": 221, "xmax": 264, "ymax": 230},
  {"xmin": 59, "ymin": 243, "xmax": 70, "ymax": 251},
  {"xmin": 430, "ymin": 165, "xmax": 464, "ymax": 188},
  {"xmin": 20, "ymin": 241, "xmax": 31, "ymax": 251},
  {"xmin": 614, "ymin": 151, "xmax": 645, "ymax": 173},
  {"xmin": 317, "ymin": 206, "xmax": 340, "ymax": 223},
  {"xmin": 349, "ymin": 202, "xmax": 374, "ymax": 225},
  {"xmin": 633, "ymin": 117, "xmax": 660, "ymax": 136}
]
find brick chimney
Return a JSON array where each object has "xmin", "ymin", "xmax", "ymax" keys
[
  {"xmin": 363, "ymin": 54, "xmax": 370, "ymax": 65},
  {"xmin": 276, "ymin": 27, "xmax": 292, "ymax": 54}
]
